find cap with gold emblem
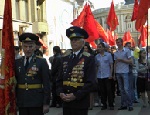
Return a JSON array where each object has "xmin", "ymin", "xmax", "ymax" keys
[
  {"xmin": 19, "ymin": 33, "xmax": 39, "ymax": 42},
  {"xmin": 66, "ymin": 26, "xmax": 89, "ymax": 39}
]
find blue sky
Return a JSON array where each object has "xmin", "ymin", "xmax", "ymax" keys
[{"xmin": 90, "ymin": 0, "xmax": 125, "ymax": 9}]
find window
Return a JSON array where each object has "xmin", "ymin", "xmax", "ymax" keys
[{"xmin": 15, "ymin": 0, "xmax": 19, "ymax": 20}]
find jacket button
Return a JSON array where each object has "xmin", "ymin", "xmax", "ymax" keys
[{"xmin": 67, "ymin": 90, "xmax": 70, "ymax": 92}]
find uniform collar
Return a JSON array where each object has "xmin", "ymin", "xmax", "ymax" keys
[
  {"xmin": 116, "ymin": 47, "xmax": 126, "ymax": 52},
  {"xmin": 73, "ymin": 49, "xmax": 81, "ymax": 56}
]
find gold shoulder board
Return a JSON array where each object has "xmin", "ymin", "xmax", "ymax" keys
[
  {"xmin": 82, "ymin": 52, "xmax": 90, "ymax": 57},
  {"xmin": 36, "ymin": 55, "xmax": 43, "ymax": 58},
  {"xmin": 63, "ymin": 50, "xmax": 72, "ymax": 57}
]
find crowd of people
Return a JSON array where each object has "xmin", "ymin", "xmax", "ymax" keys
[{"xmin": 13, "ymin": 26, "xmax": 150, "ymax": 115}]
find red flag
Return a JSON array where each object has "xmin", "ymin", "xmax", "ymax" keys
[
  {"xmin": 138, "ymin": 25, "xmax": 148, "ymax": 47},
  {"xmin": 106, "ymin": 0, "xmax": 119, "ymax": 31},
  {"xmin": 90, "ymin": 41, "xmax": 97, "ymax": 49},
  {"xmin": 39, "ymin": 39, "xmax": 48, "ymax": 49},
  {"xmin": 71, "ymin": 4, "xmax": 87, "ymax": 27},
  {"xmin": 95, "ymin": 20, "xmax": 108, "ymax": 43},
  {"xmin": 135, "ymin": 0, "xmax": 150, "ymax": 31},
  {"xmin": 122, "ymin": 31, "xmax": 135, "ymax": 47},
  {"xmin": 106, "ymin": 29, "xmax": 116, "ymax": 46},
  {"xmin": 84, "ymin": 5, "xmax": 99, "ymax": 43},
  {"xmin": 0, "ymin": 0, "xmax": 16, "ymax": 115},
  {"xmin": 131, "ymin": 38, "xmax": 136, "ymax": 47},
  {"xmin": 131, "ymin": 0, "xmax": 139, "ymax": 21}
]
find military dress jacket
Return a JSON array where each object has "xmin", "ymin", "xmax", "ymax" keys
[
  {"xmin": 15, "ymin": 55, "xmax": 50, "ymax": 107},
  {"xmin": 56, "ymin": 49, "xmax": 96, "ymax": 109}
]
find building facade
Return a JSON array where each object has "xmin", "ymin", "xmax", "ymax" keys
[
  {"xmin": 93, "ymin": 2, "xmax": 140, "ymax": 45},
  {"xmin": 0, "ymin": 0, "xmax": 79, "ymax": 56},
  {"xmin": 0, "ymin": 0, "xmax": 48, "ymax": 53}
]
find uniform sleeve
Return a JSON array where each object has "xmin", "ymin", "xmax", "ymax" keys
[
  {"xmin": 73, "ymin": 55, "xmax": 96, "ymax": 100},
  {"xmin": 41, "ymin": 59, "xmax": 51, "ymax": 105}
]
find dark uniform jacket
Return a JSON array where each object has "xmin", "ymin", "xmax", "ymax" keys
[
  {"xmin": 15, "ymin": 54, "xmax": 50, "ymax": 107},
  {"xmin": 56, "ymin": 49, "xmax": 96, "ymax": 109}
]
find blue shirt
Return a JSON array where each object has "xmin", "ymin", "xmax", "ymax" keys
[
  {"xmin": 95, "ymin": 52, "xmax": 113, "ymax": 78},
  {"xmin": 114, "ymin": 48, "xmax": 131, "ymax": 73}
]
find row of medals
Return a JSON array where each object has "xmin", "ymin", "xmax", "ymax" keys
[
  {"xmin": 26, "ymin": 65, "xmax": 38, "ymax": 79},
  {"xmin": 71, "ymin": 62, "xmax": 84, "ymax": 83}
]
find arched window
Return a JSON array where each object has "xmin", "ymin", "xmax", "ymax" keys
[{"xmin": 124, "ymin": 15, "xmax": 132, "ymax": 31}]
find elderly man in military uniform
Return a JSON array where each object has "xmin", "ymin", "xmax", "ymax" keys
[
  {"xmin": 56, "ymin": 26, "xmax": 96, "ymax": 115},
  {"xmin": 15, "ymin": 33, "xmax": 50, "ymax": 115}
]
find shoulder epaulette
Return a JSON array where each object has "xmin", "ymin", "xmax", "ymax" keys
[
  {"xmin": 36, "ymin": 55, "xmax": 43, "ymax": 58},
  {"xmin": 82, "ymin": 52, "xmax": 91, "ymax": 57},
  {"xmin": 63, "ymin": 50, "xmax": 72, "ymax": 57}
]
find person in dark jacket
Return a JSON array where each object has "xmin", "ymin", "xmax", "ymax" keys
[
  {"xmin": 34, "ymin": 40, "xmax": 43, "ymax": 57},
  {"xmin": 83, "ymin": 42, "xmax": 97, "ymax": 110},
  {"xmin": 50, "ymin": 46, "xmax": 62, "ymax": 108},
  {"xmin": 34, "ymin": 33, "xmax": 43, "ymax": 57},
  {"xmin": 15, "ymin": 33, "xmax": 51, "ymax": 115},
  {"xmin": 56, "ymin": 26, "xmax": 96, "ymax": 115}
]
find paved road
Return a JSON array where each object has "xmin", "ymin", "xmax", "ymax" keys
[{"xmin": 45, "ymin": 96, "xmax": 150, "ymax": 115}]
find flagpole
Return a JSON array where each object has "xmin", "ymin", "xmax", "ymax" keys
[
  {"xmin": 148, "ymin": 8, "xmax": 150, "ymax": 47},
  {"xmin": 147, "ymin": 8, "xmax": 150, "ymax": 81}
]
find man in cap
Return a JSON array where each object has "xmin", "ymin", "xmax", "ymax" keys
[
  {"xmin": 56, "ymin": 26, "xmax": 96, "ymax": 115},
  {"xmin": 15, "ymin": 32, "xmax": 51, "ymax": 115}
]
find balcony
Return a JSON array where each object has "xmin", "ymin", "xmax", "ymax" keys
[{"xmin": 32, "ymin": 21, "xmax": 48, "ymax": 33}]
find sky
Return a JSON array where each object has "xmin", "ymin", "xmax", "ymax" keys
[{"xmin": 90, "ymin": 0, "xmax": 125, "ymax": 9}]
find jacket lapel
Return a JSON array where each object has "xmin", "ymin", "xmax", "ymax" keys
[
  {"xmin": 26, "ymin": 55, "xmax": 36, "ymax": 71},
  {"xmin": 67, "ymin": 49, "xmax": 83, "ymax": 73}
]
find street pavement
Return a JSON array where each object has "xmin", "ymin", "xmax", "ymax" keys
[{"xmin": 45, "ymin": 96, "xmax": 150, "ymax": 115}]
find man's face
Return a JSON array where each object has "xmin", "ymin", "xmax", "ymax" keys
[
  {"xmin": 97, "ymin": 44, "xmax": 104, "ymax": 52},
  {"xmin": 84, "ymin": 46, "xmax": 88, "ymax": 52},
  {"xmin": 22, "ymin": 42, "xmax": 36, "ymax": 57},
  {"xmin": 116, "ymin": 40, "xmax": 123, "ymax": 47},
  {"xmin": 70, "ymin": 38, "xmax": 84, "ymax": 52},
  {"xmin": 126, "ymin": 43, "xmax": 131, "ymax": 50},
  {"xmin": 14, "ymin": 49, "xmax": 19, "ymax": 55}
]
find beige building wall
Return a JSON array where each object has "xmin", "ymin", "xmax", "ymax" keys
[
  {"xmin": 0, "ymin": 0, "xmax": 48, "ymax": 50},
  {"xmin": 46, "ymin": 0, "xmax": 74, "ymax": 56}
]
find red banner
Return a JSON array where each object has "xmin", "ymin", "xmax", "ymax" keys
[
  {"xmin": 106, "ymin": 0, "xmax": 119, "ymax": 31},
  {"xmin": 138, "ymin": 25, "xmax": 148, "ymax": 47},
  {"xmin": 122, "ymin": 31, "xmax": 135, "ymax": 47},
  {"xmin": 71, "ymin": 4, "xmax": 87, "ymax": 27},
  {"xmin": 131, "ymin": 0, "xmax": 139, "ymax": 21},
  {"xmin": 95, "ymin": 20, "xmax": 108, "ymax": 43},
  {"xmin": 135, "ymin": 0, "xmax": 150, "ymax": 31},
  {"xmin": 0, "ymin": 0, "xmax": 16, "ymax": 115}
]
